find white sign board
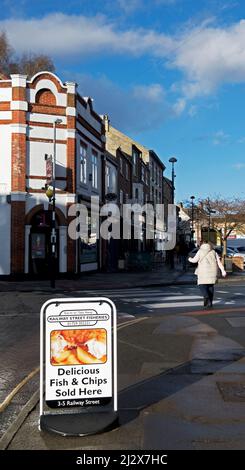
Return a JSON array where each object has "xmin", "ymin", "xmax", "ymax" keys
[{"xmin": 40, "ymin": 298, "xmax": 117, "ymax": 413}]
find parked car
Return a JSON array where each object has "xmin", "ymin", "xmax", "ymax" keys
[
  {"xmin": 234, "ymin": 246, "xmax": 245, "ymax": 253},
  {"xmin": 189, "ymin": 246, "xmax": 236, "ymax": 258},
  {"xmin": 189, "ymin": 245, "xmax": 245, "ymax": 266},
  {"xmin": 228, "ymin": 246, "xmax": 245, "ymax": 265}
]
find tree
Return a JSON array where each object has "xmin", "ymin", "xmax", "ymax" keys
[
  {"xmin": 0, "ymin": 32, "xmax": 14, "ymax": 75},
  {"xmin": 0, "ymin": 32, "xmax": 55, "ymax": 77},
  {"xmin": 200, "ymin": 197, "xmax": 245, "ymax": 257},
  {"xmin": 18, "ymin": 52, "xmax": 55, "ymax": 77}
]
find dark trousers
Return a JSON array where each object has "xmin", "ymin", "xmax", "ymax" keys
[{"xmin": 199, "ymin": 284, "xmax": 214, "ymax": 302}]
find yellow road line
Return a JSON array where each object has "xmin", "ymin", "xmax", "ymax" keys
[
  {"xmin": 0, "ymin": 366, "xmax": 40, "ymax": 413},
  {"xmin": 117, "ymin": 317, "xmax": 148, "ymax": 331}
]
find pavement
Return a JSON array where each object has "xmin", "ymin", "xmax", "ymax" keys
[
  {"xmin": 0, "ymin": 262, "xmax": 244, "ymax": 292},
  {"xmin": 2, "ymin": 310, "xmax": 245, "ymax": 450},
  {"xmin": 1, "ymin": 265, "xmax": 245, "ymax": 450}
]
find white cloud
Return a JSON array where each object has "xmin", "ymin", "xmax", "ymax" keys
[
  {"xmin": 172, "ymin": 97, "xmax": 186, "ymax": 116},
  {"xmin": 0, "ymin": 13, "xmax": 174, "ymax": 58},
  {"xmin": 1, "ymin": 13, "xmax": 245, "ymax": 102},
  {"xmin": 233, "ymin": 163, "xmax": 245, "ymax": 170},
  {"xmin": 171, "ymin": 20, "xmax": 245, "ymax": 98},
  {"xmin": 71, "ymin": 73, "xmax": 170, "ymax": 132},
  {"xmin": 117, "ymin": 0, "xmax": 142, "ymax": 13},
  {"xmin": 132, "ymin": 83, "xmax": 165, "ymax": 101},
  {"xmin": 212, "ymin": 130, "xmax": 230, "ymax": 145}
]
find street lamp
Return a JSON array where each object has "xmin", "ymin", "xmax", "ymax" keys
[
  {"xmin": 168, "ymin": 157, "xmax": 177, "ymax": 203},
  {"xmin": 206, "ymin": 198, "xmax": 216, "ymax": 242},
  {"xmin": 50, "ymin": 118, "xmax": 62, "ymax": 288},
  {"xmin": 168, "ymin": 157, "xmax": 177, "ymax": 269},
  {"xmin": 190, "ymin": 195, "xmax": 195, "ymax": 241}
]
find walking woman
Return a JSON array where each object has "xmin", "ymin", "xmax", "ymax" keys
[{"xmin": 188, "ymin": 242, "xmax": 226, "ymax": 308}]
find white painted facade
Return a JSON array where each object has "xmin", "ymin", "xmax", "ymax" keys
[{"xmin": 0, "ymin": 71, "xmax": 104, "ymax": 275}]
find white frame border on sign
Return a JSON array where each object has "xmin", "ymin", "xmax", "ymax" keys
[{"xmin": 40, "ymin": 297, "xmax": 117, "ymax": 418}]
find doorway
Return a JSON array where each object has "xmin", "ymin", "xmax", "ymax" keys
[{"xmin": 29, "ymin": 210, "xmax": 59, "ymax": 276}]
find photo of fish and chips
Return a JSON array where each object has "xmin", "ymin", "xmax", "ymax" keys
[{"xmin": 50, "ymin": 328, "xmax": 107, "ymax": 365}]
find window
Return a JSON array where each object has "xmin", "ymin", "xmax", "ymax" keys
[
  {"xmin": 80, "ymin": 142, "xmax": 87, "ymax": 184},
  {"xmin": 132, "ymin": 147, "xmax": 139, "ymax": 175},
  {"xmin": 92, "ymin": 150, "xmax": 98, "ymax": 189},
  {"xmin": 125, "ymin": 162, "xmax": 129, "ymax": 180},
  {"xmin": 106, "ymin": 164, "xmax": 117, "ymax": 193},
  {"xmin": 135, "ymin": 188, "xmax": 139, "ymax": 199},
  {"xmin": 120, "ymin": 157, "xmax": 123, "ymax": 174},
  {"xmin": 80, "ymin": 212, "xmax": 98, "ymax": 265},
  {"xmin": 141, "ymin": 165, "xmax": 145, "ymax": 183}
]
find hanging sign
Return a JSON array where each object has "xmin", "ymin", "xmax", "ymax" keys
[{"xmin": 46, "ymin": 157, "xmax": 53, "ymax": 185}]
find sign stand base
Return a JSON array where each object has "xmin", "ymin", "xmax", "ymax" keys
[{"xmin": 40, "ymin": 411, "xmax": 118, "ymax": 437}]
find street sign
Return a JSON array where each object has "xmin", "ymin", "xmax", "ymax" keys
[
  {"xmin": 46, "ymin": 157, "xmax": 53, "ymax": 185},
  {"xmin": 40, "ymin": 297, "xmax": 118, "ymax": 436}
]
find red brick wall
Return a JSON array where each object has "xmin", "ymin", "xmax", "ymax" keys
[
  {"xmin": 36, "ymin": 89, "xmax": 56, "ymax": 105},
  {"xmin": 11, "ymin": 133, "xmax": 26, "ymax": 191}
]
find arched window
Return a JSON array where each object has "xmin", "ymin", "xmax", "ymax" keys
[{"xmin": 35, "ymin": 89, "xmax": 56, "ymax": 105}]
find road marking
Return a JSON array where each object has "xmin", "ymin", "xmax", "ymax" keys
[
  {"xmin": 185, "ymin": 306, "xmax": 245, "ymax": 316},
  {"xmin": 0, "ymin": 366, "xmax": 39, "ymax": 413},
  {"xmin": 144, "ymin": 300, "xmax": 220, "ymax": 309},
  {"xmin": 0, "ymin": 390, "xmax": 40, "ymax": 450},
  {"xmin": 117, "ymin": 317, "xmax": 148, "ymax": 331}
]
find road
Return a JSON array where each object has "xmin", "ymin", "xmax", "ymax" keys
[{"xmin": 1, "ymin": 281, "xmax": 245, "ymax": 449}]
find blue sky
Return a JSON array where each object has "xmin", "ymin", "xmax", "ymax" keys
[{"xmin": 1, "ymin": 0, "xmax": 245, "ymax": 202}]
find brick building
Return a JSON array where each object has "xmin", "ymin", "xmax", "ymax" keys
[
  {"xmin": 0, "ymin": 71, "xmax": 104, "ymax": 276},
  {"xmin": 104, "ymin": 121, "xmax": 169, "ymax": 260}
]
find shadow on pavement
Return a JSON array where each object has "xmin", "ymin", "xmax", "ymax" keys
[{"xmin": 116, "ymin": 353, "xmax": 245, "ymax": 428}]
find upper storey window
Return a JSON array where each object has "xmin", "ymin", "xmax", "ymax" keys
[{"xmin": 35, "ymin": 89, "xmax": 56, "ymax": 106}]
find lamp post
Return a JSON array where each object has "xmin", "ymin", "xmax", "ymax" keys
[
  {"xmin": 168, "ymin": 157, "xmax": 177, "ymax": 269},
  {"xmin": 190, "ymin": 195, "xmax": 195, "ymax": 242},
  {"xmin": 206, "ymin": 198, "xmax": 216, "ymax": 242},
  {"xmin": 169, "ymin": 156, "xmax": 177, "ymax": 203},
  {"xmin": 50, "ymin": 118, "xmax": 62, "ymax": 288}
]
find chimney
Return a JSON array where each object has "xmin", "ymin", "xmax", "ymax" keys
[{"xmin": 103, "ymin": 114, "xmax": 110, "ymax": 132}]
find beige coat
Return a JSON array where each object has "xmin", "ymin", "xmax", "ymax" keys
[{"xmin": 189, "ymin": 243, "xmax": 226, "ymax": 285}]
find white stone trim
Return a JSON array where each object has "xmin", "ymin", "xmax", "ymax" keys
[
  {"xmin": 10, "ymin": 74, "xmax": 27, "ymax": 87},
  {"xmin": 66, "ymin": 194, "xmax": 76, "ymax": 204},
  {"xmin": 67, "ymin": 129, "xmax": 76, "ymax": 138},
  {"xmin": 11, "ymin": 191, "xmax": 27, "ymax": 201},
  {"xmin": 65, "ymin": 82, "xmax": 77, "ymax": 94},
  {"xmin": 0, "ymin": 111, "xmax": 12, "ymax": 120},
  {"xmin": 27, "ymin": 112, "xmax": 67, "ymax": 125},
  {"xmin": 0, "ymin": 88, "xmax": 11, "ymax": 100},
  {"xmin": 11, "ymin": 124, "xmax": 27, "ymax": 134},
  {"xmin": 11, "ymin": 101, "xmax": 28, "ymax": 111},
  {"xmin": 28, "ymin": 80, "xmax": 67, "ymax": 106},
  {"xmin": 66, "ymin": 107, "xmax": 76, "ymax": 116}
]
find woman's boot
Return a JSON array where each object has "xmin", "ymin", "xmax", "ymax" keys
[{"xmin": 204, "ymin": 297, "xmax": 209, "ymax": 307}]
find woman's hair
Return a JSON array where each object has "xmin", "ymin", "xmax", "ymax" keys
[{"xmin": 200, "ymin": 240, "xmax": 214, "ymax": 249}]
